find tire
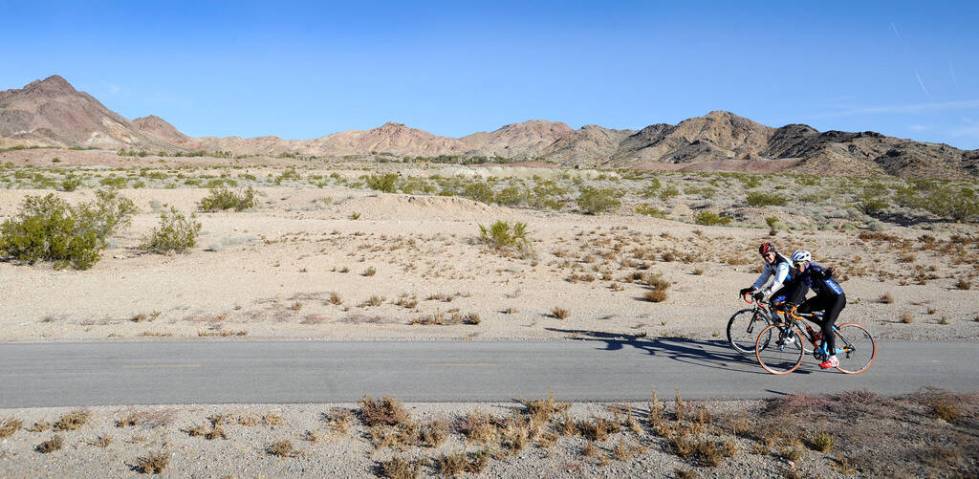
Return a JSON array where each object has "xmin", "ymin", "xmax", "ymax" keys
[
  {"xmin": 726, "ymin": 308, "xmax": 771, "ymax": 355},
  {"xmin": 755, "ymin": 324, "xmax": 805, "ymax": 375},
  {"xmin": 833, "ymin": 323, "xmax": 876, "ymax": 375}
]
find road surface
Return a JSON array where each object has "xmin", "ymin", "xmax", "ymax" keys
[{"xmin": 1, "ymin": 337, "xmax": 976, "ymax": 407}]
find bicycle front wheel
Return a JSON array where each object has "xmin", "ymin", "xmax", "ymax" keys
[
  {"xmin": 833, "ymin": 323, "xmax": 876, "ymax": 375},
  {"xmin": 727, "ymin": 308, "xmax": 771, "ymax": 354},
  {"xmin": 755, "ymin": 324, "xmax": 805, "ymax": 375}
]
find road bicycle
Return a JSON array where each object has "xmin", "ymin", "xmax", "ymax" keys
[
  {"xmin": 726, "ymin": 297, "xmax": 781, "ymax": 354},
  {"xmin": 754, "ymin": 307, "xmax": 876, "ymax": 375}
]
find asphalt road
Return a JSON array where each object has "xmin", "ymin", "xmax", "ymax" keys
[{"xmin": 1, "ymin": 337, "xmax": 976, "ymax": 408}]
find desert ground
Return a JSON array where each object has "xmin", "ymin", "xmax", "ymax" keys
[
  {"xmin": 0, "ymin": 391, "xmax": 976, "ymax": 478},
  {"xmin": 1, "ymin": 148, "xmax": 977, "ymax": 477}
]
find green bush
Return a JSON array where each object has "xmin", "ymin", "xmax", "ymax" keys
[
  {"xmin": 61, "ymin": 176, "xmax": 82, "ymax": 192},
  {"xmin": 576, "ymin": 187, "xmax": 621, "ymax": 214},
  {"xmin": 462, "ymin": 181, "xmax": 495, "ymax": 204},
  {"xmin": 198, "ymin": 187, "xmax": 257, "ymax": 212},
  {"xmin": 478, "ymin": 220, "xmax": 531, "ymax": 255},
  {"xmin": 694, "ymin": 211, "xmax": 732, "ymax": 226},
  {"xmin": 366, "ymin": 173, "xmax": 399, "ymax": 193},
  {"xmin": 659, "ymin": 185, "xmax": 680, "ymax": 201},
  {"xmin": 494, "ymin": 185, "xmax": 526, "ymax": 206},
  {"xmin": 745, "ymin": 192, "xmax": 787, "ymax": 207},
  {"xmin": 641, "ymin": 178, "xmax": 662, "ymax": 198},
  {"xmin": 635, "ymin": 204, "xmax": 667, "ymax": 218},
  {"xmin": 918, "ymin": 186, "xmax": 978, "ymax": 222},
  {"xmin": 0, "ymin": 190, "xmax": 136, "ymax": 269},
  {"xmin": 141, "ymin": 207, "xmax": 201, "ymax": 254}
]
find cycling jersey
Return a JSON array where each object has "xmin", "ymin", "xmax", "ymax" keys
[
  {"xmin": 751, "ymin": 253, "xmax": 793, "ymax": 297},
  {"xmin": 787, "ymin": 262, "xmax": 843, "ymax": 305}
]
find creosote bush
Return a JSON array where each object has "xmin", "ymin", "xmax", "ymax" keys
[
  {"xmin": 198, "ymin": 186, "xmax": 257, "ymax": 212},
  {"xmin": 577, "ymin": 187, "xmax": 621, "ymax": 214},
  {"xmin": 366, "ymin": 173, "xmax": 399, "ymax": 193},
  {"xmin": 694, "ymin": 211, "xmax": 732, "ymax": 226},
  {"xmin": 0, "ymin": 190, "xmax": 136, "ymax": 269},
  {"xmin": 141, "ymin": 207, "xmax": 201, "ymax": 254},
  {"xmin": 746, "ymin": 192, "xmax": 787, "ymax": 207}
]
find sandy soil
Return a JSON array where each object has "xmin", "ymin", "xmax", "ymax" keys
[
  {"xmin": 2, "ymin": 185, "xmax": 977, "ymax": 343},
  {"xmin": 0, "ymin": 391, "xmax": 974, "ymax": 478}
]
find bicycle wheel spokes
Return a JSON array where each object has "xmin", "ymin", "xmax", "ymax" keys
[
  {"xmin": 834, "ymin": 323, "xmax": 876, "ymax": 374},
  {"xmin": 755, "ymin": 324, "xmax": 805, "ymax": 375},
  {"xmin": 727, "ymin": 309, "xmax": 769, "ymax": 355}
]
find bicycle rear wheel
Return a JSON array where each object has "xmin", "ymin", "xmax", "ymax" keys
[
  {"xmin": 833, "ymin": 323, "xmax": 876, "ymax": 374},
  {"xmin": 755, "ymin": 324, "xmax": 805, "ymax": 375},
  {"xmin": 727, "ymin": 308, "xmax": 771, "ymax": 354}
]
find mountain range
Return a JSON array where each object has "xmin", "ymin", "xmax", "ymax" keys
[{"xmin": 2, "ymin": 75, "xmax": 976, "ymax": 177}]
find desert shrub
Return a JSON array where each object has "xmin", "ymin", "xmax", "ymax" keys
[
  {"xmin": 635, "ymin": 204, "xmax": 667, "ymax": 218},
  {"xmin": 694, "ymin": 211, "xmax": 732, "ymax": 226},
  {"xmin": 745, "ymin": 192, "xmax": 787, "ymax": 207},
  {"xmin": 478, "ymin": 220, "xmax": 530, "ymax": 252},
  {"xmin": 659, "ymin": 185, "xmax": 680, "ymax": 200},
  {"xmin": 641, "ymin": 177, "xmax": 662, "ymax": 197},
  {"xmin": 198, "ymin": 187, "xmax": 257, "ymax": 212},
  {"xmin": 462, "ymin": 181, "xmax": 495, "ymax": 204},
  {"xmin": 765, "ymin": 216, "xmax": 780, "ymax": 236},
  {"xmin": 494, "ymin": 185, "xmax": 526, "ymax": 206},
  {"xmin": 60, "ymin": 176, "xmax": 82, "ymax": 192},
  {"xmin": 0, "ymin": 191, "xmax": 136, "ymax": 270},
  {"xmin": 398, "ymin": 177, "xmax": 435, "ymax": 194},
  {"xmin": 577, "ymin": 187, "xmax": 621, "ymax": 214},
  {"xmin": 141, "ymin": 207, "xmax": 202, "ymax": 254},
  {"xmin": 366, "ymin": 173, "xmax": 399, "ymax": 193}
]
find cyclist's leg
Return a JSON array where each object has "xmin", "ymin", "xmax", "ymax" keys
[{"xmin": 823, "ymin": 294, "xmax": 846, "ymax": 354}]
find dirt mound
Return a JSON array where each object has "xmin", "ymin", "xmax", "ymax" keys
[{"xmin": 333, "ymin": 193, "xmax": 505, "ymax": 221}]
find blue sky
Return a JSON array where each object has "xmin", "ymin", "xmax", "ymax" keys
[{"xmin": 1, "ymin": 1, "xmax": 978, "ymax": 148}]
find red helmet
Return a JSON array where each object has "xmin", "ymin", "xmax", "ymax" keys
[{"xmin": 759, "ymin": 242, "xmax": 777, "ymax": 256}]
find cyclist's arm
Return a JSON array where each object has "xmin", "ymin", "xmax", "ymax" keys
[
  {"xmin": 763, "ymin": 262, "xmax": 791, "ymax": 296},
  {"xmin": 750, "ymin": 264, "xmax": 772, "ymax": 292}
]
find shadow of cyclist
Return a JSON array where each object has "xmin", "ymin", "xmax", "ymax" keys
[{"xmin": 545, "ymin": 327, "xmax": 809, "ymax": 376}]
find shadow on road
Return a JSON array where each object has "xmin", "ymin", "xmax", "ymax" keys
[{"xmin": 545, "ymin": 327, "xmax": 783, "ymax": 376}]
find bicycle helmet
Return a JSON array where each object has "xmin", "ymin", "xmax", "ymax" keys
[
  {"xmin": 758, "ymin": 242, "xmax": 777, "ymax": 256},
  {"xmin": 790, "ymin": 250, "xmax": 812, "ymax": 264}
]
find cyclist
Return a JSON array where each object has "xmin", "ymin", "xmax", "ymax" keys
[
  {"xmin": 739, "ymin": 242, "xmax": 793, "ymax": 305},
  {"xmin": 784, "ymin": 250, "xmax": 846, "ymax": 369}
]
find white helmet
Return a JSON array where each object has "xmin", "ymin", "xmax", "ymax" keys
[{"xmin": 791, "ymin": 250, "xmax": 812, "ymax": 264}]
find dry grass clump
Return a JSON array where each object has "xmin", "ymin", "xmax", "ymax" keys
[
  {"xmin": 878, "ymin": 293, "xmax": 894, "ymax": 304},
  {"xmin": 641, "ymin": 272, "xmax": 671, "ymax": 302},
  {"xmin": 185, "ymin": 422, "xmax": 227, "ymax": 440},
  {"xmin": 418, "ymin": 418, "xmax": 450, "ymax": 447},
  {"xmin": 551, "ymin": 307, "xmax": 570, "ymax": 319},
  {"xmin": 36, "ymin": 435, "xmax": 64, "ymax": 453},
  {"xmin": 134, "ymin": 450, "xmax": 170, "ymax": 473},
  {"xmin": 91, "ymin": 434, "xmax": 113, "ymax": 448},
  {"xmin": 955, "ymin": 278, "xmax": 972, "ymax": 290},
  {"xmin": 359, "ymin": 396, "xmax": 411, "ymax": 427},
  {"xmin": 27, "ymin": 420, "xmax": 50, "ymax": 432},
  {"xmin": 266, "ymin": 439, "xmax": 299, "ymax": 458},
  {"xmin": 328, "ymin": 291, "xmax": 343, "ymax": 305},
  {"xmin": 436, "ymin": 450, "xmax": 488, "ymax": 477},
  {"xmin": 0, "ymin": 418, "xmax": 22, "ymax": 438},
  {"xmin": 809, "ymin": 432, "xmax": 834, "ymax": 452},
  {"xmin": 899, "ymin": 311, "xmax": 914, "ymax": 324},
  {"xmin": 454, "ymin": 411, "xmax": 499, "ymax": 444},
  {"xmin": 323, "ymin": 407, "xmax": 354, "ymax": 434},
  {"xmin": 612, "ymin": 438, "xmax": 646, "ymax": 460},
  {"xmin": 409, "ymin": 311, "xmax": 480, "ymax": 325},
  {"xmin": 577, "ymin": 417, "xmax": 621, "ymax": 441},
  {"xmin": 377, "ymin": 456, "xmax": 421, "ymax": 479},
  {"xmin": 115, "ymin": 409, "xmax": 175, "ymax": 429},
  {"xmin": 54, "ymin": 410, "xmax": 91, "ymax": 431},
  {"xmin": 522, "ymin": 392, "xmax": 570, "ymax": 424}
]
